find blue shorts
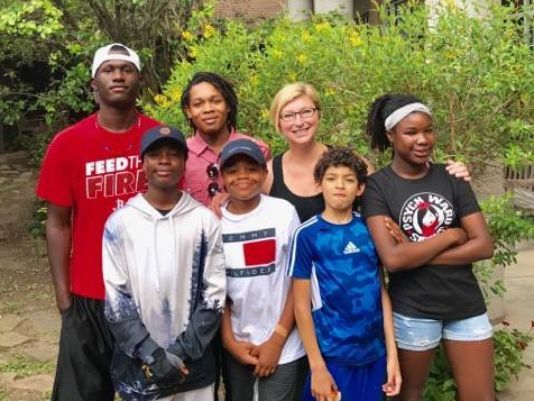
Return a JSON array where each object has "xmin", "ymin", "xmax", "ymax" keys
[
  {"xmin": 394, "ymin": 312, "xmax": 493, "ymax": 351},
  {"xmin": 301, "ymin": 355, "xmax": 386, "ymax": 401}
]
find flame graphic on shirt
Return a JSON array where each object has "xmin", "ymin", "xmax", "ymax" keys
[{"xmin": 400, "ymin": 193, "xmax": 455, "ymax": 242}]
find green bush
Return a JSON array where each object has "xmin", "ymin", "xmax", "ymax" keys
[
  {"xmin": 148, "ymin": 3, "xmax": 533, "ymax": 169},
  {"xmin": 493, "ymin": 324, "xmax": 534, "ymax": 392},
  {"xmin": 482, "ymin": 195, "xmax": 534, "ymax": 268},
  {"xmin": 29, "ymin": 201, "xmax": 47, "ymax": 239},
  {"xmin": 0, "ymin": 0, "xmax": 98, "ymax": 128},
  {"xmin": 475, "ymin": 195, "xmax": 534, "ymax": 299}
]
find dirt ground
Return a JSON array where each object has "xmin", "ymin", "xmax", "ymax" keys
[{"xmin": 0, "ymin": 152, "xmax": 57, "ymax": 401}]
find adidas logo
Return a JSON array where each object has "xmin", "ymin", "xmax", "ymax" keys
[{"xmin": 343, "ymin": 241, "xmax": 360, "ymax": 255}]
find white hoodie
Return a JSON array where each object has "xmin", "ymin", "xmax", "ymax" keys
[{"xmin": 103, "ymin": 192, "xmax": 226, "ymax": 366}]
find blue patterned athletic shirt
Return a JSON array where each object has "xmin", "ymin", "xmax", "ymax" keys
[{"xmin": 288, "ymin": 212, "xmax": 385, "ymax": 366}]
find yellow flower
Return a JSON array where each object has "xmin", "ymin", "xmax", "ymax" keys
[
  {"xmin": 301, "ymin": 30, "xmax": 311, "ymax": 43},
  {"xmin": 189, "ymin": 46, "xmax": 199, "ymax": 58},
  {"xmin": 288, "ymin": 72, "xmax": 297, "ymax": 81},
  {"xmin": 203, "ymin": 24, "xmax": 216, "ymax": 39},
  {"xmin": 182, "ymin": 31, "xmax": 194, "ymax": 42},
  {"xmin": 314, "ymin": 22, "xmax": 330, "ymax": 33},
  {"xmin": 154, "ymin": 94, "xmax": 170, "ymax": 107},
  {"xmin": 297, "ymin": 54, "xmax": 307, "ymax": 64},
  {"xmin": 261, "ymin": 109, "xmax": 270, "ymax": 120},
  {"xmin": 169, "ymin": 88, "xmax": 182, "ymax": 102},
  {"xmin": 349, "ymin": 34, "xmax": 363, "ymax": 47},
  {"xmin": 271, "ymin": 49, "xmax": 283, "ymax": 60},
  {"xmin": 326, "ymin": 87, "xmax": 336, "ymax": 96}
]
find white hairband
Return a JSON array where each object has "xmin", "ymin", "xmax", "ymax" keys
[{"xmin": 384, "ymin": 102, "xmax": 432, "ymax": 131}]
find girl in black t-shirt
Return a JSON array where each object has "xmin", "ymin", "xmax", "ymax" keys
[{"xmin": 362, "ymin": 93, "xmax": 495, "ymax": 401}]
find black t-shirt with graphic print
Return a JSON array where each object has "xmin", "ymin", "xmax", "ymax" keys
[{"xmin": 362, "ymin": 164, "xmax": 486, "ymax": 320}]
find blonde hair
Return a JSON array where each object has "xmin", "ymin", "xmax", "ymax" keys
[{"xmin": 269, "ymin": 83, "xmax": 321, "ymax": 133}]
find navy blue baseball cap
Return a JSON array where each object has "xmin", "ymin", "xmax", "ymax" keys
[
  {"xmin": 140, "ymin": 125, "xmax": 188, "ymax": 158},
  {"xmin": 220, "ymin": 139, "xmax": 266, "ymax": 169}
]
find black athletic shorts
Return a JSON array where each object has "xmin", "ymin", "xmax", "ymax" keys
[{"xmin": 51, "ymin": 294, "xmax": 114, "ymax": 401}]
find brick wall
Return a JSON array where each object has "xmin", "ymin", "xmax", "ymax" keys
[{"xmin": 215, "ymin": 0, "xmax": 285, "ymax": 20}]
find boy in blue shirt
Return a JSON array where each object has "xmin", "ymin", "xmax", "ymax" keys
[{"xmin": 288, "ymin": 147, "xmax": 401, "ymax": 401}]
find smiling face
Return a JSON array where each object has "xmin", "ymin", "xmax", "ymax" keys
[
  {"xmin": 185, "ymin": 82, "xmax": 230, "ymax": 137},
  {"xmin": 387, "ymin": 111, "xmax": 436, "ymax": 167},
  {"xmin": 91, "ymin": 59, "xmax": 140, "ymax": 108},
  {"xmin": 277, "ymin": 95, "xmax": 320, "ymax": 145},
  {"xmin": 142, "ymin": 142, "xmax": 186, "ymax": 191},
  {"xmin": 221, "ymin": 155, "xmax": 267, "ymax": 203},
  {"xmin": 320, "ymin": 165, "xmax": 364, "ymax": 213}
]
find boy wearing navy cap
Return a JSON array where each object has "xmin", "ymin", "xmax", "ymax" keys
[
  {"xmin": 219, "ymin": 139, "xmax": 307, "ymax": 401},
  {"xmin": 103, "ymin": 125, "xmax": 226, "ymax": 401}
]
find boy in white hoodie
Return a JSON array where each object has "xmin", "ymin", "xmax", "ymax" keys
[{"xmin": 103, "ymin": 125, "xmax": 226, "ymax": 401}]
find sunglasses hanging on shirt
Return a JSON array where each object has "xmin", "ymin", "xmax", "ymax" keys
[{"xmin": 207, "ymin": 163, "xmax": 221, "ymax": 198}]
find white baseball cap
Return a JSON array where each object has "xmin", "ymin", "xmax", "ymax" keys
[{"xmin": 91, "ymin": 43, "xmax": 141, "ymax": 78}]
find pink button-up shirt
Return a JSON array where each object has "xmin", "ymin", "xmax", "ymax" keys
[{"xmin": 182, "ymin": 130, "xmax": 271, "ymax": 206}]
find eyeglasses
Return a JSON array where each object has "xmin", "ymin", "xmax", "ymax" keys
[
  {"xmin": 207, "ymin": 163, "xmax": 221, "ymax": 198},
  {"xmin": 279, "ymin": 107, "xmax": 320, "ymax": 122}
]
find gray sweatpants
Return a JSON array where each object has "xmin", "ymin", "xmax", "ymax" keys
[{"xmin": 223, "ymin": 352, "xmax": 307, "ymax": 401}]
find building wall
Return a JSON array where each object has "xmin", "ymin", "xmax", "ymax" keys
[
  {"xmin": 215, "ymin": 0, "xmax": 285, "ymax": 20},
  {"xmin": 426, "ymin": 0, "xmax": 500, "ymax": 20},
  {"xmin": 314, "ymin": 0, "xmax": 353, "ymax": 16},
  {"xmin": 215, "ymin": 0, "xmax": 362, "ymax": 20},
  {"xmin": 215, "ymin": 0, "xmax": 501, "ymax": 22}
]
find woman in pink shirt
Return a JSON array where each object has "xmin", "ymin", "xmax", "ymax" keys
[{"xmin": 179, "ymin": 72, "xmax": 270, "ymax": 207}]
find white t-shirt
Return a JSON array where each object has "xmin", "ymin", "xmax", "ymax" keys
[{"xmin": 221, "ymin": 194, "xmax": 305, "ymax": 365}]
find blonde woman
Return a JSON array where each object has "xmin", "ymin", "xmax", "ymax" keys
[
  {"xmin": 263, "ymin": 83, "xmax": 329, "ymax": 222},
  {"xmin": 264, "ymin": 82, "xmax": 470, "ymax": 222}
]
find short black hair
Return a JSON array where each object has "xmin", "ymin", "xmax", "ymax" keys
[
  {"xmin": 142, "ymin": 138, "xmax": 188, "ymax": 162},
  {"xmin": 313, "ymin": 147, "xmax": 368, "ymax": 185},
  {"xmin": 180, "ymin": 71, "xmax": 238, "ymax": 130},
  {"xmin": 366, "ymin": 93, "xmax": 423, "ymax": 152}
]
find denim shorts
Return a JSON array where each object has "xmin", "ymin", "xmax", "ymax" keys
[{"xmin": 394, "ymin": 312, "xmax": 493, "ymax": 351}]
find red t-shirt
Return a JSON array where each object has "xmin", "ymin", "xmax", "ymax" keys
[{"xmin": 36, "ymin": 113, "xmax": 159, "ymax": 300}]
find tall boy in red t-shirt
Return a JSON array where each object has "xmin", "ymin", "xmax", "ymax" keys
[{"xmin": 36, "ymin": 43, "xmax": 159, "ymax": 401}]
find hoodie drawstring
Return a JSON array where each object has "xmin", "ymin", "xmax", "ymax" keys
[{"xmin": 152, "ymin": 215, "xmax": 161, "ymax": 293}]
